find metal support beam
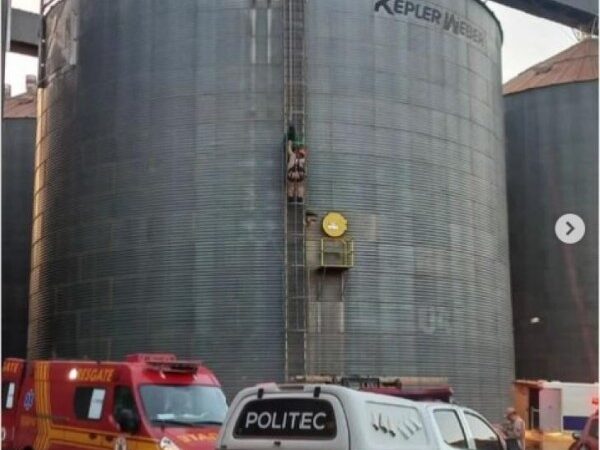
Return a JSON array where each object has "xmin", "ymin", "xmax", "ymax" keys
[
  {"xmin": 2, "ymin": 0, "xmax": 9, "ymax": 104},
  {"xmin": 492, "ymin": 0, "xmax": 598, "ymax": 33},
  {"xmin": 1, "ymin": 2, "xmax": 596, "ymax": 58},
  {"xmin": 7, "ymin": 8, "xmax": 39, "ymax": 56}
]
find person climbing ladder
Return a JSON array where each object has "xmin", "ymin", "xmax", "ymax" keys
[{"xmin": 286, "ymin": 126, "xmax": 307, "ymax": 203}]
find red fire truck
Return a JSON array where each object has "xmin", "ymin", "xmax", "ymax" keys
[{"xmin": 1, "ymin": 354, "xmax": 227, "ymax": 450}]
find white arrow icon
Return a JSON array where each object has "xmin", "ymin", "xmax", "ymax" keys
[{"xmin": 555, "ymin": 214, "xmax": 585, "ymax": 244}]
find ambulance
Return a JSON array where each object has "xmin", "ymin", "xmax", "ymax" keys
[{"xmin": 1, "ymin": 354, "xmax": 227, "ymax": 450}]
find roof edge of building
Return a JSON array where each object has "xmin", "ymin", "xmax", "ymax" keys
[
  {"xmin": 503, "ymin": 38, "xmax": 598, "ymax": 95},
  {"xmin": 504, "ymin": 76, "xmax": 599, "ymax": 97}
]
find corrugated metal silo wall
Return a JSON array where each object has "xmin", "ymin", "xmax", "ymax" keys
[
  {"xmin": 2, "ymin": 118, "xmax": 35, "ymax": 359},
  {"xmin": 304, "ymin": 0, "xmax": 513, "ymax": 418},
  {"xmin": 30, "ymin": 0, "xmax": 285, "ymax": 397},
  {"xmin": 505, "ymin": 81, "xmax": 598, "ymax": 383}
]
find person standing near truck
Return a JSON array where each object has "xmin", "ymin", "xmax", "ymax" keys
[{"xmin": 502, "ymin": 407, "xmax": 526, "ymax": 450}]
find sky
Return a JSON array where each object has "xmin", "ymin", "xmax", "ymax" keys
[{"xmin": 4, "ymin": 0, "xmax": 580, "ymax": 95}]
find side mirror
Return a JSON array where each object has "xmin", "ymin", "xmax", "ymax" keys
[
  {"xmin": 115, "ymin": 409, "xmax": 140, "ymax": 434},
  {"xmin": 572, "ymin": 432, "xmax": 581, "ymax": 441}
]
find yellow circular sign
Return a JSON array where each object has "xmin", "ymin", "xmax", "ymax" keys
[{"xmin": 322, "ymin": 212, "xmax": 348, "ymax": 237}]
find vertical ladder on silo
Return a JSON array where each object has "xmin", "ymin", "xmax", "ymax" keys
[{"xmin": 283, "ymin": 0, "xmax": 307, "ymax": 380}]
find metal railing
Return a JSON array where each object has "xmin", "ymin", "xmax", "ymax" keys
[{"xmin": 320, "ymin": 238, "xmax": 355, "ymax": 269}]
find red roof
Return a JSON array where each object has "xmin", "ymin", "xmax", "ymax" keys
[
  {"xmin": 3, "ymin": 91, "xmax": 36, "ymax": 118},
  {"xmin": 504, "ymin": 38, "xmax": 598, "ymax": 95}
]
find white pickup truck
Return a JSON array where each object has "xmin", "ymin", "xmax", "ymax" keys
[{"xmin": 216, "ymin": 383, "xmax": 506, "ymax": 450}]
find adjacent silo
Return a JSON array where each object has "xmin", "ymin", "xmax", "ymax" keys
[
  {"xmin": 504, "ymin": 39, "xmax": 598, "ymax": 383},
  {"xmin": 304, "ymin": 0, "xmax": 512, "ymax": 418},
  {"xmin": 32, "ymin": 0, "xmax": 513, "ymax": 415},
  {"xmin": 3, "ymin": 80, "xmax": 36, "ymax": 359},
  {"xmin": 30, "ymin": 0, "xmax": 285, "ymax": 390}
]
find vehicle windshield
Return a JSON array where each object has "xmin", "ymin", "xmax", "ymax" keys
[{"xmin": 139, "ymin": 385, "xmax": 227, "ymax": 427}]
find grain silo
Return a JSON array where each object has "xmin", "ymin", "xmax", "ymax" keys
[
  {"xmin": 504, "ymin": 39, "xmax": 598, "ymax": 383},
  {"xmin": 32, "ymin": 0, "xmax": 512, "ymax": 416},
  {"xmin": 3, "ymin": 78, "xmax": 37, "ymax": 359},
  {"xmin": 31, "ymin": 0, "xmax": 286, "ymax": 389}
]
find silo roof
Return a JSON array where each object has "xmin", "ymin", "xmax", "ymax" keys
[
  {"xmin": 503, "ymin": 38, "xmax": 598, "ymax": 95},
  {"xmin": 3, "ymin": 91, "xmax": 36, "ymax": 118}
]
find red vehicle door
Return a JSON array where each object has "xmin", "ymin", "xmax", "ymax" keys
[
  {"xmin": 44, "ymin": 363, "xmax": 120, "ymax": 450},
  {"xmin": 2, "ymin": 359, "xmax": 26, "ymax": 450}
]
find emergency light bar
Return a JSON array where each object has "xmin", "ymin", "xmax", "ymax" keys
[
  {"xmin": 290, "ymin": 375, "xmax": 453, "ymax": 402},
  {"xmin": 293, "ymin": 375, "xmax": 449, "ymax": 387},
  {"xmin": 346, "ymin": 376, "xmax": 402, "ymax": 389},
  {"xmin": 292, "ymin": 375, "xmax": 404, "ymax": 389},
  {"xmin": 143, "ymin": 361, "xmax": 199, "ymax": 374},
  {"xmin": 126, "ymin": 354, "xmax": 201, "ymax": 374},
  {"xmin": 126, "ymin": 353, "xmax": 177, "ymax": 363},
  {"xmin": 291, "ymin": 375, "xmax": 390, "ymax": 389}
]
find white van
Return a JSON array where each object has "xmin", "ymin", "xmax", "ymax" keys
[
  {"xmin": 216, "ymin": 383, "xmax": 505, "ymax": 450},
  {"xmin": 514, "ymin": 380, "xmax": 599, "ymax": 431}
]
